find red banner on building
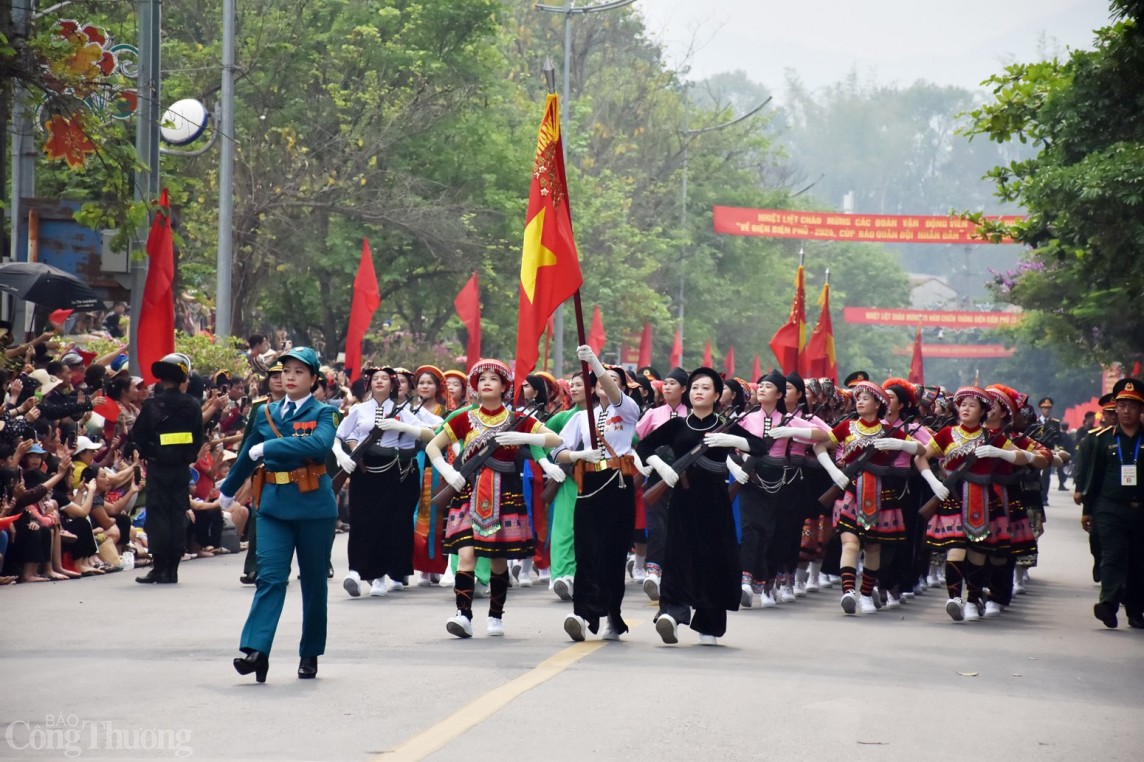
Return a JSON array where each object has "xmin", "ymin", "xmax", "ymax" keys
[
  {"xmin": 712, "ymin": 206, "xmax": 1022, "ymax": 244},
  {"xmin": 843, "ymin": 307, "xmax": 1022, "ymax": 329},
  {"xmin": 891, "ymin": 344, "xmax": 1016, "ymax": 359}
]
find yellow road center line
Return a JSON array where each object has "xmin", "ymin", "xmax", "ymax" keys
[{"xmin": 378, "ymin": 640, "xmax": 606, "ymax": 761}]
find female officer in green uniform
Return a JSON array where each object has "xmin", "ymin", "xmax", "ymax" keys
[{"xmin": 219, "ymin": 347, "xmax": 338, "ymax": 682}]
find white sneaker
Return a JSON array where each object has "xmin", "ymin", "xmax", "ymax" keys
[
  {"xmin": 386, "ymin": 576, "xmax": 405, "ymax": 592},
  {"xmin": 913, "ymin": 581, "xmax": 927, "ymax": 596},
  {"xmin": 841, "ymin": 590, "xmax": 858, "ymax": 615},
  {"xmin": 698, "ymin": 634, "xmax": 718, "ymax": 646},
  {"xmin": 474, "ymin": 584, "xmax": 490, "ymax": 599},
  {"xmin": 632, "ymin": 565, "xmax": 647, "ymax": 584},
  {"xmin": 759, "ymin": 590, "xmax": 777, "ymax": 608},
  {"xmin": 369, "ymin": 578, "xmax": 387, "ymax": 597},
  {"xmin": 563, "ymin": 614, "xmax": 587, "ymax": 642},
  {"xmin": 510, "ymin": 562, "xmax": 522, "ymax": 585},
  {"xmin": 601, "ymin": 621, "xmax": 621, "ymax": 641},
  {"xmin": 486, "ymin": 617, "xmax": 505, "ymax": 637},
  {"xmin": 946, "ymin": 597, "xmax": 965, "ymax": 622},
  {"xmin": 984, "ymin": 600, "xmax": 1003, "ymax": 618},
  {"xmin": 518, "ymin": 572, "xmax": 533, "ymax": 588},
  {"xmin": 439, "ymin": 568, "xmax": 455, "ymax": 587},
  {"xmin": 886, "ymin": 593, "xmax": 902, "ymax": 609},
  {"xmin": 828, "ymin": 574, "xmax": 841, "ymax": 586},
  {"xmin": 655, "ymin": 614, "xmax": 678, "ymax": 644},
  {"xmin": 926, "ymin": 572, "xmax": 940, "ymax": 588},
  {"xmin": 805, "ymin": 574, "xmax": 820, "ymax": 592},
  {"xmin": 643, "ymin": 573, "xmax": 661, "ymax": 601},
  {"xmin": 446, "ymin": 611, "xmax": 473, "ymax": 638},
  {"xmin": 858, "ymin": 594, "xmax": 878, "ymax": 614},
  {"xmin": 871, "ymin": 589, "xmax": 884, "ymax": 610},
  {"xmin": 1013, "ymin": 572, "xmax": 1026, "ymax": 595},
  {"xmin": 794, "ymin": 579, "xmax": 808, "ymax": 597},
  {"xmin": 964, "ymin": 600, "xmax": 982, "ymax": 622},
  {"xmin": 741, "ymin": 583, "xmax": 754, "ymax": 608},
  {"xmin": 779, "ymin": 584, "xmax": 796, "ymax": 604},
  {"xmin": 553, "ymin": 576, "xmax": 573, "ymax": 601},
  {"xmin": 537, "ymin": 567, "xmax": 551, "ymax": 581},
  {"xmin": 418, "ymin": 572, "xmax": 433, "ymax": 587},
  {"xmin": 343, "ymin": 571, "xmax": 362, "ymax": 598}
]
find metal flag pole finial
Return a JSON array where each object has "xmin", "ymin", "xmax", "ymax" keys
[
  {"xmin": 542, "ymin": 58, "xmax": 557, "ymax": 95},
  {"xmin": 825, "ymin": 267, "xmax": 830, "ymax": 285},
  {"xmin": 799, "ymin": 247, "xmax": 805, "ymax": 267}
]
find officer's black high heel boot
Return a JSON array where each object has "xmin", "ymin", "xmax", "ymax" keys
[
  {"xmin": 233, "ymin": 651, "xmax": 269, "ymax": 682},
  {"xmin": 298, "ymin": 656, "xmax": 318, "ymax": 679}
]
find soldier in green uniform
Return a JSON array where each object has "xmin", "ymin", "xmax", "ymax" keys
[
  {"xmin": 236, "ymin": 361, "xmax": 286, "ymax": 585},
  {"xmin": 1075, "ymin": 379, "xmax": 1144, "ymax": 629}
]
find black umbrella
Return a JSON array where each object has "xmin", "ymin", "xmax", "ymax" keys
[{"xmin": 0, "ymin": 261, "xmax": 103, "ymax": 310}]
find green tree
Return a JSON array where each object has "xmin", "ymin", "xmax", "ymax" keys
[{"xmin": 965, "ymin": 2, "xmax": 1144, "ymax": 364}]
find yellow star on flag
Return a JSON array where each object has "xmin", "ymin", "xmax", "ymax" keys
[{"xmin": 520, "ymin": 207, "xmax": 557, "ymax": 303}]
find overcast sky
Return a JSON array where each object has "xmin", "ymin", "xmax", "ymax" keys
[{"xmin": 637, "ymin": 0, "xmax": 1114, "ymax": 93}]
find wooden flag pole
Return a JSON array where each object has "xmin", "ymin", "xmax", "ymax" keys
[{"xmin": 573, "ymin": 290, "xmax": 600, "ymax": 449}]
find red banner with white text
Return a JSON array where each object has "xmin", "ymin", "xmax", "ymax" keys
[
  {"xmin": 892, "ymin": 344, "xmax": 1016, "ymax": 359},
  {"xmin": 843, "ymin": 307, "xmax": 1022, "ymax": 329},
  {"xmin": 712, "ymin": 206, "xmax": 1022, "ymax": 244}
]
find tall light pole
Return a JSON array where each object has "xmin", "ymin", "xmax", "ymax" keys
[
  {"xmin": 677, "ymin": 95, "xmax": 772, "ymax": 344},
  {"xmin": 534, "ymin": 0, "xmax": 637, "ymax": 375},
  {"xmin": 214, "ymin": 0, "xmax": 236, "ymax": 338}
]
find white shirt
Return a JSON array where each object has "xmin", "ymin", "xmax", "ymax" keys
[
  {"xmin": 336, "ymin": 398, "xmax": 443, "ymax": 449},
  {"xmin": 559, "ymin": 394, "xmax": 640, "ymax": 457}
]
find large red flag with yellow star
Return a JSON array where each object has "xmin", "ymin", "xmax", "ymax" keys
[{"xmin": 515, "ymin": 93, "xmax": 583, "ymax": 386}]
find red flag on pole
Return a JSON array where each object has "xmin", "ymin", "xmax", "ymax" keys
[
  {"xmin": 752, "ymin": 354, "xmax": 762, "ymax": 382},
  {"xmin": 638, "ymin": 322, "xmax": 653, "ymax": 368},
  {"xmin": 670, "ymin": 328, "xmax": 683, "ymax": 368},
  {"xmin": 514, "ymin": 93, "xmax": 584, "ymax": 385},
  {"xmin": 703, "ymin": 341, "xmax": 713, "ymax": 368},
  {"xmin": 343, "ymin": 239, "xmax": 381, "ymax": 381},
  {"xmin": 802, "ymin": 278, "xmax": 837, "ymax": 382},
  {"xmin": 453, "ymin": 272, "xmax": 482, "ymax": 372},
  {"xmin": 139, "ymin": 189, "xmax": 175, "ymax": 384},
  {"xmin": 725, "ymin": 345, "xmax": 735, "ymax": 377},
  {"xmin": 908, "ymin": 324, "xmax": 925, "ymax": 384},
  {"xmin": 769, "ymin": 263, "xmax": 806, "ymax": 374},
  {"xmin": 588, "ymin": 305, "xmax": 606, "ymax": 354}
]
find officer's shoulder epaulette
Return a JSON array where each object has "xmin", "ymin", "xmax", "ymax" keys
[{"xmin": 1092, "ymin": 426, "xmax": 1114, "ymax": 436}]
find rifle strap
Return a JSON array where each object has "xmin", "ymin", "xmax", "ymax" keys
[{"xmin": 263, "ymin": 402, "xmax": 284, "ymax": 439}]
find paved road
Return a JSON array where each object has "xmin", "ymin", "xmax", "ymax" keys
[{"xmin": 3, "ymin": 488, "xmax": 1141, "ymax": 761}]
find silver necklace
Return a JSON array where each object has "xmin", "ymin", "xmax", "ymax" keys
[{"xmin": 685, "ymin": 412, "xmax": 718, "ymax": 431}]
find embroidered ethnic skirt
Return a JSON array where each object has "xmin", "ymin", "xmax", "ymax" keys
[
  {"xmin": 834, "ymin": 473, "xmax": 908, "ymax": 543},
  {"xmin": 925, "ymin": 487, "xmax": 1011, "ymax": 555},
  {"xmin": 443, "ymin": 469, "xmax": 534, "ymax": 558}
]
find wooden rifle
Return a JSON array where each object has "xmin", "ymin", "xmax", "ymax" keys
[
  {"xmin": 643, "ymin": 406, "xmax": 755, "ymax": 507},
  {"xmin": 430, "ymin": 405, "xmax": 535, "ymax": 511},
  {"xmin": 918, "ymin": 422, "xmax": 1012, "ymax": 520},
  {"xmin": 331, "ymin": 399, "xmax": 409, "ymax": 493},
  {"xmin": 817, "ymin": 416, "xmax": 914, "ymax": 509}
]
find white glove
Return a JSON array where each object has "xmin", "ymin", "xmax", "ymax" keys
[
  {"xmin": 219, "ymin": 495, "xmax": 234, "ymax": 510},
  {"xmin": 248, "ymin": 443, "xmax": 265, "ymax": 462},
  {"xmin": 538, "ymin": 457, "xmax": 566, "ymax": 483},
  {"xmin": 576, "ymin": 344, "xmax": 606, "ymax": 376},
  {"xmin": 922, "ymin": 469, "xmax": 950, "ymax": 501},
  {"xmin": 646, "ymin": 454, "xmax": 678, "ymax": 488},
  {"xmin": 975, "ymin": 445, "xmax": 1018, "ymax": 463},
  {"xmin": 816, "ymin": 449, "xmax": 849, "ymax": 490},
  {"xmin": 378, "ymin": 418, "xmax": 420, "ymax": 435},
  {"xmin": 873, "ymin": 438, "xmax": 908, "ymax": 452},
  {"xmin": 726, "ymin": 455, "xmax": 749, "ymax": 485},
  {"xmin": 496, "ymin": 431, "xmax": 548, "ymax": 447},
  {"xmin": 569, "ymin": 449, "xmax": 604, "ymax": 463},
  {"xmin": 705, "ymin": 432, "xmax": 750, "ymax": 451},
  {"xmin": 332, "ymin": 442, "xmax": 356, "ymax": 473},
  {"xmin": 632, "ymin": 451, "xmax": 651, "ymax": 477},
  {"xmin": 431, "ymin": 456, "xmax": 467, "ymax": 492},
  {"xmin": 768, "ymin": 426, "xmax": 814, "ymax": 442}
]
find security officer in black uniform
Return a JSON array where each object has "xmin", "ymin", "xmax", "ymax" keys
[
  {"xmin": 1076, "ymin": 378, "xmax": 1144, "ymax": 629},
  {"xmin": 1034, "ymin": 396, "xmax": 1063, "ymax": 506},
  {"xmin": 1073, "ymin": 393, "xmax": 1117, "ymax": 583},
  {"xmin": 132, "ymin": 353, "xmax": 204, "ymax": 584}
]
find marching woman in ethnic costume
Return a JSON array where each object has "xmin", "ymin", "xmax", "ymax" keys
[
  {"xmin": 539, "ymin": 374, "xmax": 586, "ymax": 599},
  {"xmin": 797, "ymin": 381, "xmax": 920, "ymax": 616},
  {"xmin": 334, "ymin": 366, "xmax": 441, "ymax": 598},
  {"xmin": 636, "ymin": 368, "xmax": 771, "ymax": 645},
  {"xmin": 782, "ymin": 373, "xmax": 835, "ymax": 598},
  {"xmin": 413, "ymin": 366, "xmax": 451, "ymax": 585},
  {"xmin": 914, "ymin": 386, "xmax": 1033, "ymax": 622},
  {"xmin": 556, "ymin": 346, "xmax": 641, "ymax": 641},
  {"xmin": 424, "ymin": 360, "xmax": 562, "ymax": 638},
  {"xmin": 220, "ymin": 348, "xmax": 337, "ymax": 682},
  {"xmin": 981, "ymin": 384, "xmax": 1050, "ymax": 617}
]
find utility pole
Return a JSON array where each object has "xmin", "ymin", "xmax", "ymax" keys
[
  {"xmin": 534, "ymin": 0, "xmax": 637, "ymax": 375},
  {"xmin": 677, "ymin": 95, "xmax": 772, "ymax": 344},
  {"xmin": 214, "ymin": 0, "xmax": 236, "ymax": 338},
  {"xmin": 8, "ymin": 1, "xmax": 36, "ymax": 336},
  {"xmin": 128, "ymin": 0, "xmax": 161, "ymax": 374}
]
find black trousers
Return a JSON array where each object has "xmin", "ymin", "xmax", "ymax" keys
[
  {"xmin": 645, "ymin": 493, "xmax": 669, "ymax": 569},
  {"xmin": 145, "ymin": 463, "xmax": 191, "ymax": 561},
  {"xmin": 738, "ymin": 483, "xmax": 779, "ymax": 581},
  {"xmin": 1094, "ymin": 499, "xmax": 1144, "ymax": 616},
  {"xmin": 572, "ymin": 471, "xmax": 636, "ymax": 633},
  {"xmin": 659, "ymin": 600, "xmax": 728, "ymax": 638}
]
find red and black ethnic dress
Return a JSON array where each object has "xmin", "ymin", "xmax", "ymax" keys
[
  {"xmin": 827, "ymin": 417, "xmax": 912, "ymax": 543},
  {"xmin": 924, "ymin": 424, "xmax": 1015, "ymax": 552},
  {"xmin": 441, "ymin": 405, "xmax": 541, "ymax": 558},
  {"xmin": 989, "ymin": 430, "xmax": 1048, "ymax": 561}
]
